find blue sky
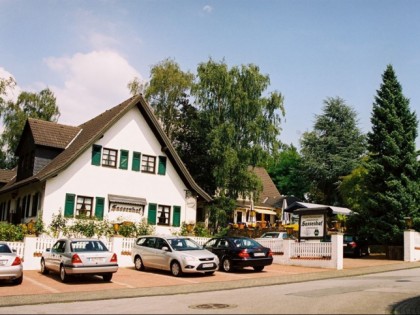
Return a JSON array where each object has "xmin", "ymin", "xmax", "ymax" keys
[{"xmin": 1, "ymin": 0, "xmax": 419, "ymax": 150}]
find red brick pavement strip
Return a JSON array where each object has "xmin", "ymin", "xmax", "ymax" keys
[{"xmin": 1, "ymin": 257, "xmax": 419, "ymax": 307}]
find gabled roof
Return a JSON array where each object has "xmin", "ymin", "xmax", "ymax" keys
[
  {"xmin": 237, "ymin": 166, "xmax": 282, "ymax": 209},
  {"xmin": 0, "ymin": 95, "xmax": 212, "ymax": 201},
  {"xmin": 30, "ymin": 119, "xmax": 81, "ymax": 149},
  {"xmin": 284, "ymin": 201, "xmax": 354, "ymax": 215},
  {"xmin": 0, "ymin": 169, "xmax": 16, "ymax": 184}
]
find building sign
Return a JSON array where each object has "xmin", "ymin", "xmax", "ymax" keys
[
  {"xmin": 300, "ymin": 214, "xmax": 324, "ymax": 238},
  {"xmin": 110, "ymin": 203, "xmax": 144, "ymax": 216}
]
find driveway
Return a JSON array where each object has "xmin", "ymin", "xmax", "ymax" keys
[{"xmin": 0, "ymin": 255, "xmax": 412, "ymax": 303}]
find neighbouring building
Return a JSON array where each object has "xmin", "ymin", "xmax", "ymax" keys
[
  {"xmin": 0, "ymin": 95, "xmax": 212, "ymax": 234},
  {"xmin": 233, "ymin": 166, "xmax": 298, "ymax": 227}
]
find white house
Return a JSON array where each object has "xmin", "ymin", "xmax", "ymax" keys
[{"xmin": 0, "ymin": 95, "xmax": 212, "ymax": 234}]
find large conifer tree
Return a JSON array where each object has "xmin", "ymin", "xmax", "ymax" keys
[{"xmin": 364, "ymin": 65, "xmax": 419, "ymax": 245}]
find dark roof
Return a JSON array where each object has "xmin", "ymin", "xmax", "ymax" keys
[
  {"xmin": 0, "ymin": 95, "xmax": 212, "ymax": 201},
  {"xmin": 284, "ymin": 201, "xmax": 354, "ymax": 215},
  {"xmin": 0, "ymin": 169, "xmax": 16, "ymax": 184},
  {"xmin": 28, "ymin": 119, "xmax": 81, "ymax": 149}
]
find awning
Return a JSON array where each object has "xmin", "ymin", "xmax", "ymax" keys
[
  {"xmin": 108, "ymin": 194, "xmax": 147, "ymax": 206},
  {"xmin": 284, "ymin": 201, "xmax": 355, "ymax": 215},
  {"xmin": 255, "ymin": 209, "xmax": 277, "ymax": 215}
]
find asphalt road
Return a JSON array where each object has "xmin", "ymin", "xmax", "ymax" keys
[
  {"xmin": 0, "ymin": 256, "xmax": 420, "ymax": 314},
  {"xmin": 1, "ymin": 268, "xmax": 419, "ymax": 314}
]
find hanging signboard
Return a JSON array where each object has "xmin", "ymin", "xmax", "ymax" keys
[
  {"xmin": 293, "ymin": 207, "xmax": 329, "ymax": 241},
  {"xmin": 300, "ymin": 214, "xmax": 325, "ymax": 238}
]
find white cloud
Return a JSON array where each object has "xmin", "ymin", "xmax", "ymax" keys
[
  {"xmin": 203, "ymin": 5, "xmax": 213, "ymax": 13},
  {"xmin": 0, "ymin": 67, "xmax": 21, "ymax": 102},
  {"xmin": 44, "ymin": 50, "xmax": 143, "ymax": 126}
]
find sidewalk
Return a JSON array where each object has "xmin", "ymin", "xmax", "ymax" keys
[{"xmin": 1, "ymin": 256, "xmax": 420, "ymax": 307}]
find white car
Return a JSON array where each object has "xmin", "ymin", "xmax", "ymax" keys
[
  {"xmin": 0, "ymin": 242, "xmax": 23, "ymax": 285},
  {"xmin": 131, "ymin": 235, "xmax": 219, "ymax": 277},
  {"xmin": 259, "ymin": 231, "xmax": 289, "ymax": 239}
]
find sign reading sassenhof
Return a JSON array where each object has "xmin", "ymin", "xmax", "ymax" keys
[{"xmin": 300, "ymin": 214, "xmax": 325, "ymax": 238}]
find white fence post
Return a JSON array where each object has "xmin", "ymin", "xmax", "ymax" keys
[
  {"xmin": 404, "ymin": 230, "xmax": 416, "ymax": 262},
  {"xmin": 331, "ymin": 233, "xmax": 343, "ymax": 270},
  {"xmin": 22, "ymin": 235, "xmax": 39, "ymax": 270}
]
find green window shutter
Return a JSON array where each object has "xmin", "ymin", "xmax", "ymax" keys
[
  {"xmin": 119, "ymin": 150, "xmax": 129, "ymax": 170},
  {"xmin": 95, "ymin": 197, "xmax": 105, "ymax": 220},
  {"xmin": 173, "ymin": 206, "xmax": 181, "ymax": 227},
  {"xmin": 64, "ymin": 194, "xmax": 75, "ymax": 218},
  {"xmin": 92, "ymin": 145, "xmax": 102, "ymax": 166},
  {"xmin": 158, "ymin": 156, "xmax": 167, "ymax": 175},
  {"xmin": 148, "ymin": 203, "xmax": 157, "ymax": 225},
  {"xmin": 132, "ymin": 152, "xmax": 141, "ymax": 171}
]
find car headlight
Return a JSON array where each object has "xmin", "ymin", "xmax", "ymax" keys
[{"xmin": 183, "ymin": 255, "xmax": 198, "ymax": 262}]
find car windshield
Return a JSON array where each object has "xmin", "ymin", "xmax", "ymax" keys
[
  {"xmin": 261, "ymin": 233, "xmax": 279, "ymax": 238},
  {"xmin": 71, "ymin": 240, "xmax": 109, "ymax": 252},
  {"xmin": 232, "ymin": 238, "xmax": 261, "ymax": 249},
  {"xmin": 169, "ymin": 238, "xmax": 202, "ymax": 251},
  {"xmin": 344, "ymin": 235, "xmax": 354, "ymax": 242},
  {"xmin": 0, "ymin": 244, "xmax": 12, "ymax": 253}
]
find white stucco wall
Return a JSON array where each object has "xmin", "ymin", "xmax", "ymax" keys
[{"xmin": 41, "ymin": 107, "xmax": 197, "ymax": 233}]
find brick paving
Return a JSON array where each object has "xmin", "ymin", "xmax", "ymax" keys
[{"xmin": 0, "ymin": 256, "xmax": 419, "ymax": 307}]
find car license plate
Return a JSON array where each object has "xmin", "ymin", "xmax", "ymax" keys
[
  {"xmin": 202, "ymin": 263, "xmax": 213, "ymax": 268},
  {"xmin": 0, "ymin": 260, "xmax": 6, "ymax": 266},
  {"xmin": 254, "ymin": 253, "xmax": 265, "ymax": 257},
  {"xmin": 89, "ymin": 257, "xmax": 104, "ymax": 263}
]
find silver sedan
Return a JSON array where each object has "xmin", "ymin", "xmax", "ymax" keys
[
  {"xmin": 40, "ymin": 238, "xmax": 118, "ymax": 283},
  {"xmin": 0, "ymin": 242, "xmax": 23, "ymax": 285}
]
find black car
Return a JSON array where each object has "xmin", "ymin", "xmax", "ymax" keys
[
  {"xmin": 203, "ymin": 236, "xmax": 273, "ymax": 272},
  {"xmin": 343, "ymin": 234, "xmax": 370, "ymax": 257}
]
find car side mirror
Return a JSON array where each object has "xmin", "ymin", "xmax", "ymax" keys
[
  {"xmin": 162, "ymin": 246, "xmax": 170, "ymax": 252},
  {"xmin": 46, "ymin": 248, "xmax": 51, "ymax": 252},
  {"xmin": 12, "ymin": 249, "xmax": 17, "ymax": 253}
]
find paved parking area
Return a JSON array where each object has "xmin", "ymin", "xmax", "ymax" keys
[
  {"xmin": 0, "ymin": 263, "xmax": 330, "ymax": 297},
  {"xmin": 0, "ymin": 255, "xmax": 403, "ymax": 298}
]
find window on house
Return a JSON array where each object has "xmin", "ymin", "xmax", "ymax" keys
[
  {"xmin": 157, "ymin": 205, "xmax": 171, "ymax": 225},
  {"xmin": 76, "ymin": 196, "xmax": 93, "ymax": 217},
  {"xmin": 102, "ymin": 148, "xmax": 117, "ymax": 168},
  {"xmin": 141, "ymin": 155, "xmax": 156, "ymax": 173}
]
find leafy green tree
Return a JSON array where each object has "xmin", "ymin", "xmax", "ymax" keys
[
  {"xmin": 363, "ymin": 65, "xmax": 419, "ymax": 245},
  {"xmin": 267, "ymin": 144, "xmax": 309, "ymax": 200},
  {"xmin": 300, "ymin": 97, "xmax": 366, "ymax": 205},
  {"xmin": 192, "ymin": 58, "xmax": 285, "ymax": 199},
  {"xmin": 143, "ymin": 58, "xmax": 194, "ymax": 142},
  {"xmin": 0, "ymin": 87, "xmax": 60, "ymax": 168}
]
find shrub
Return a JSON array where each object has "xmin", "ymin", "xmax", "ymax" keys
[{"xmin": 0, "ymin": 222, "xmax": 25, "ymax": 241}]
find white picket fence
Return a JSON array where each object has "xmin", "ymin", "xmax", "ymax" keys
[{"xmin": 6, "ymin": 234, "xmax": 345, "ymax": 270}]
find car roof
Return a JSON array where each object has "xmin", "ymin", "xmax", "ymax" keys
[
  {"xmin": 58, "ymin": 238, "xmax": 103, "ymax": 242},
  {"xmin": 137, "ymin": 235, "xmax": 191, "ymax": 240}
]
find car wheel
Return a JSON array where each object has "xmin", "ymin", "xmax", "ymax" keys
[
  {"xmin": 40, "ymin": 258, "xmax": 49, "ymax": 275},
  {"xmin": 253, "ymin": 266, "xmax": 264, "ymax": 272},
  {"xmin": 134, "ymin": 255, "xmax": 145, "ymax": 271},
  {"xmin": 222, "ymin": 258, "xmax": 232, "ymax": 272},
  {"xmin": 60, "ymin": 265, "xmax": 69, "ymax": 283},
  {"xmin": 103, "ymin": 273, "xmax": 113, "ymax": 282},
  {"xmin": 13, "ymin": 275, "xmax": 23, "ymax": 285},
  {"xmin": 170, "ymin": 261, "xmax": 182, "ymax": 277}
]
